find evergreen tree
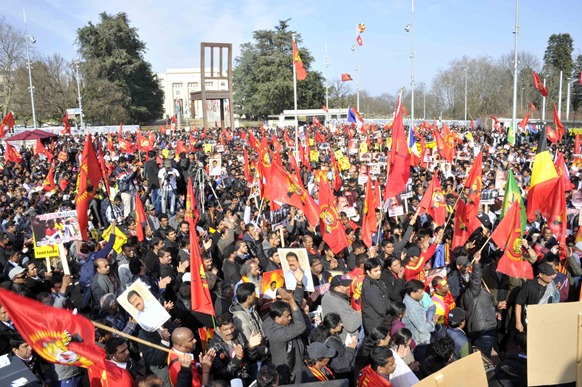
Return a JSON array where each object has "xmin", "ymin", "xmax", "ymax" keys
[
  {"xmin": 77, "ymin": 12, "xmax": 163, "ymax": 124},
  {"xmin": 233, "ymin": 20, "xmax": 325, "ymax": 120}
]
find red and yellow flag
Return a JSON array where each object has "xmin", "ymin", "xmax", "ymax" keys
[
  {"xmin": 75, "ymin": 134, "xmax": 102, "ymax": 241},
  {"xmin": 361, "ymin": 177, "xmax": 378, "ymax": 248},
  {"xmin": 135, "ymin": 192, "xmax": 146, "ymax": 242},
  {"xmin": 292, "ymin": 38, "xmax": 307, "ymax": 80},
  {"xmin": 384, "ymin": 96, "xmax": 410, "ymax": 199},
  {"xmin": 4, "ymin": 142, "xmax": 22, "ymax": 163},
  {"xmin": 43, "ymin": 165, "xmax": 56, "ymax": 192},
  {"xmin": 319, "ymin": 176, "xmax": 349, "ymax": 254},
  {"xmin": 464, "ymin": 151, "xmax": 482, "ymax": 218},
  {"xmin": 419, "ymin": 174, "xmax": 447, "ymax": 226}
]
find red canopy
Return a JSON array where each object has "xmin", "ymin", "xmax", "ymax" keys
[{"xmin": 4, "ymin": 129, "xmax": 58, "ymax": 141}]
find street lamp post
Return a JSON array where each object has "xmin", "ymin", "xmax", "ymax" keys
[
  {"xmin": 464, "ymin": 68, "xmax": 468, "ymax": 123},
  {"xmin": 510, "ymin": 0, "xmax": 519, "ymax": 144},
  {"xmin": 74, "ymin": 61, "xmax": 84, "ymax": 130},
  {"xmin": 23, "ymin": 9, "xmax": 37, "ymax": 129}
]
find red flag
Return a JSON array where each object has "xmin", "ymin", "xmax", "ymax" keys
[
  {"xmin": 4, "ymin": 142, "xmax": 22, "ymax": 163},
  {"xmin": 440, "ymin": 124, "xmax": 455, "ymax": 162},
  {"xmin": 43, "ymin": 165, "xmax": 56, "ymax": 192},
  {"xmin": 576, "ymin": 134, "xmax": 581, "ymax": 155},
  {"xmin": 319, "ymin": 177, "xmax": 350, "ymax": 253},
  {"xmin": 341, "ymin": 73, "xmax": 353, "ymax": 82},
  {"xmin": 580, "ymin": 70, "xmax": 582, "ymax": 85},
  {"xmin": 0, "ymin": 112, "xmax": 15, "ymax": 138},
  {"xmin": 88, "ymin": 358, "xmax": 133, "ymax": 387},
  {"xmin": 118, "ymin": 138, "xmax": 136, "ymax": 154},
  {"xmin": 464, "ymin": 151, "xmax": 482, "ymax": 218},
  {"xmin": 186, "ymin": 178, "xmax": 214, "ymax": 315},
  {"xmin": 315, "ymin": 130, "xmax": 324, "ymax": 143},
  {"xmin": 519, "ymin": 112, "xmax": 530, "ymax": 131},
  {"xmin": 288, "ymin": 152, "xmax": 302, "ymax": 183},
  {"xmin": 292, "ymin": 39, "xmax": 307, "ymax": 80},
  {"xmin": 248, "ymin": 130, "xmax": 259, "ymax": 150},
  {"xmin": 299, "ymin": 142, "xmax": 311, "ymax": 171},
  {"xmin": 544, "ymin": 178, "xmax": 568, "ymax": 258},
  {"xmin": 553, "ymin": 104, "xmax": 564, "ymax": 141},
  {"xmin": 554, "ymin": 151, "xmax": 575, "ymax": 191},
  {"xmin": 257, "ymin": 137, "xmax": 272, "ymax": 196},
  {"xmin": 532, "ymin": 71, "xmax": 548, "ymax": 97},
  {"xmin": 546, "ymin": 125, "xmax": 558, "ymax": 144},
  {"xmin": 452, "ymin": 200, "xmax": 481, "ymax": 249},
  {"xmin": 491, "ymin": 203, "xmax": 533, "ymax": 279},
  {"xmin": 402, "ymin": 105, "xmax": 409, "ymax": 116},
  {"xmin": 470, "ymin": 119, "xmax": 474, "ymax": 131},
  {"xmin": 107, "ymin": 133, "xmax": 114, "ymax": 152},
  {"xmin": 62, "ymin": 114, "xmax": 71, "ymax": 135},
  {"xmin": 96, "ymin": 143, "xmax": 111, "ymax": 197},
  {"xmin": 384, "ymin": 96, "xmax": 410, "ymax": 199},
  {"xmin": 313, "ymin": 117, "xmax": 322, "ymax": 127},
  {"xmin": 322, "ymin": 105, "xmax": 329, "ymax": 113},
  {"xmin": 242, "ymin": 147, "xmax": 253, "ymax": 184},
  {"xmin": 362, "ymin": 177, "xmax": 377, "ymax": 248},
  {"xmin": 75, "ymin": 134, "xmax": 102, "ymax": 241},
  {"xmin": 117, "ymin": 122, "xmax": 123, "ymax": 140},
  {"xmin": 527, "ymin": 127, "xmax": 559, "ymax": 222},
  {"xmin": 356, "ymin": 35, "xmax": 363, "ymax": 46},
  {"xmin": 35, "ymin": 139, "xmax": 54, "ymax": 161},
  {"xmin": 530, "ymin": 102, "xmax": 536, "ymax": 111},
  {"xmin": 0, "ymin": 288, "xmax": 108, "ymax": 370},
  {"xmin": 137, "ymin": 130, "xmax": 152, "ymax": 152},
  {"xmin": 176, "ymin": 140, "xmax": 187, "ymax": 155},
  {"xmin": 329, "ymin": 150, "xmax": 343, "ymax": 192},
  {"xmin": 135, "ymin": 192, "xmax": 146, "ymax": 241},
  {"xmin": 262, "ymin": 161, "xmax": 320, "ymax": 227},
  {"xmin": 419, "ymin": 174, "xmax": 447, "ymax": 226}
]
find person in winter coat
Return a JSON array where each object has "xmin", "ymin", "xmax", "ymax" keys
[
  {"xmin": 361, "ymin": 258, "xmax": 393, "ymax": 334},
  {"xmin": 263, "ymin": 289, "xmax": 306, "ymax": 384}
]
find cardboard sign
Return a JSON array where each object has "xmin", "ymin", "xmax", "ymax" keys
[
  {"xmin": 32, "ymin": 211, "xmax": 82, "ymax": 259},
  {"xmin": 57, "ymin": 151, "xmax": 67, "ymax": 162},
  {"xmin": 118, "ymin": 279, "xmax": 171, "ymax": 332},
  {"xmin": 413, "ymin": 351, "xmax": 487, "ymax": 387}
]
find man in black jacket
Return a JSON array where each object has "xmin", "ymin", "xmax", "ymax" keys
[{"xmin": 144, "ymin": 150, "xmax": 160, "ymax": 214}]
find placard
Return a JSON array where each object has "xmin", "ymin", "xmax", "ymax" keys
[
  {"xmin": 413, "ymin": 351, "xmax": 487, "ymax": 387},
  {"xmin": 261, "ymin": 269, "xmax": 285, "ymax": 299},
  {"xmin": 480, "ymin": 189, "xmax": 499, "ymax": 205},
  {"xmin": 117, "ymin": 279, "xmax": 171, "ymax": 332},
  {"xmin": 208, "ymin": 154, "xmax": 222, "ymax": 176},
  {"xmin": 32, "ymin": 211, "xmax": 81, "ymax": 258},
  {"xmin": 387, "ymin": 196, "xmax": 404, "ymax": 218},
  {"xmin": 279, "ymin": 248, "xmax": 315, "ymax": 292},
  {"xmin": 400, "ymin": 183, "xmax": 414, "ymax": 199}
]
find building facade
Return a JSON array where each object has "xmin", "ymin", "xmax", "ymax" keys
[{"xmin": 157, "ymin": 68, "xmax": 229, "ymax": 122}]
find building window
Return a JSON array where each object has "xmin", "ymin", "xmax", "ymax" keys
[
  {"xmin": 205, "ymin": 82, "xmax": 213, "ymax": 87},
  {"xmin": 188, "ymin": 82, "xmax": 199, "ymax": 88},
  {"xmin": 221, "ymin": 82, "xmax": 226, "ymax": 86},
  {"xmin": 172, "ymin": 83, "xmax": 183, "ymax": 88},
  {"xmin": 175, "ymin": 90, "xmax": 180, "ymax": 96}
]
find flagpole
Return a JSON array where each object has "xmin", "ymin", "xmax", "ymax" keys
[
  {"xmin": 567, "ymin": 78, "xmax": 572, "ymax": 121},
  {"xmin": 23, "ymin": 8, "xmax": 37, "ymax": 130},
  {"xmin": 410, "ymin": 0, "xmax": 415, "ymax": 131},
  {"xmin": 92, "ymin": 321, "xmax": 172, "ymax": 354},
  {"xmin": 510, "ymin": 0, "xmax": 519, "ymax": 146},
  {"xmin": 542, "ymin": 79, "xmax": 547, "ymax": 122},
  {"xmin": 325, "ymin": 42, "xmax": 330, "ymax": 126},
  {"xmin": 558, "ymin": 70, "xmax": 563, "ymax": 119},
  {"xmin": 292, "ymin": 34, "xmax": 299, "ymax": 160}
]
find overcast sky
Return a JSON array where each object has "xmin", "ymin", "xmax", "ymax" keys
[{"xmin": 5, "ymin": 0, "xmax": 582, "ymax": 96}]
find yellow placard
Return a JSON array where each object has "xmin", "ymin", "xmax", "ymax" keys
[
  {"xmin": 102, "ymin": 226, "xmax": 128, "ymax": 253},
  {"xmin": 309, "ymin": 150, "xmax": 319, "ymax": 162},
  {"xmin": 334, "ymin": 149, "xmax": 344, "ymax": 160},
  {"xmin": 203, "ymin": 144, "xmax": 213, "ymax": 154},
  {"xmin": 338, "ymin": 157, "xmax": 351, "ymax": 171},
  {"xmin": 359, "ymin": 143, "xmax": 368, "ymax": 154},
  {"xmin": 34, "ymin": 243, "xmax": 59, "ymax": 259},
  {"xmin": 426, "ymin": 140, "xmax": 437, "ymax": 149}
]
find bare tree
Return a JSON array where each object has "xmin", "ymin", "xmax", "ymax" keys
[{"xmin": 0, "ymin": 17, "xmax": 26, "ymax": 116}]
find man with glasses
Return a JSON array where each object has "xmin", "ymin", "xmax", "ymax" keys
[{"xmin": 8, "ymin": 266, "xmax": 29, "ymax": 297}]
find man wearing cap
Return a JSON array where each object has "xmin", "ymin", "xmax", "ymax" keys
[
  {"xmin": 515, "ymin": 262, "xmax": 560, "ymax": 333},
  {"xmin": 448, "ymin": 255, "xmax": 472, "ymax": 302},
  {"xmin": 321, "ymin": 275, "xmax": 362, "ymax": 342},
  {"xmin": 431, "ymin": 276, "xmax": 456, "ymax": 326},
  {"xmin": 301, "ymin": 342, "xmax": 336, "ymax": 382},
  {"xmin": 445, "ymin": 307, "xmax": 471, "ymax": 361},
  {"xmin": 8, "ymin": 266, "xmax": 30, "ymax": 297}
]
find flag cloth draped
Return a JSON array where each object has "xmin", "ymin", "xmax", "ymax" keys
[
  {"xmin": 532, "ymin": 71, "xmax": 548, "ymax": 97},
  {"xmin": 319, "ymin": 177, "xmax": 349, "ymax": 253},
  {"xmin": 341, "ymin": 73, "xmax": 353, "ymax": 82},
  {"xmin": 186, "ymin": 178, "xmax": 215, "ymax": 315},
  {"xmin": 519, "ymin": 112, "xmax": 530, "ymax": 131},
  {"xmin": 0, "ymin": 288, "xmax": 132, "ymax": 386},
  {"xmin": 553, "ymin": 104, "xmax": 564, "ymax": 142},
  {"xmin": 0, "ymin": 111, "xmax": 15, "ymax": 138},
  {"xmin": 491, "ymin": 203, "xmax": 533, "ymax": 280},
  {"xmin": 530, "ymin": 102, "xmax": 536, "ymax": 111},
  {"xmin": 135, "ymin": 192, "xmax": 147, "ymax": 242},
  {"xmin": 463, "ymin": 152, "xmax": 482, "ymax": 219},
  {"xmin": 43, "ymin": 165, "xmax": 57, "ymax": 192},
  {"xmin": 419, "ymin": 174, "xmax": 447, "ymax": 226},
  {"xmin": 292, "ymin": 39, "xmax": 307, "ymax": 80},
  {"xmin": 384, "ymin": 96, "xmax": 410, "ymax": 199},
  {"xmin": 526, "ymin": 126, "xmax": 558, "ymax": 222},
  {"xmin": 35, "ymin": 139, "xmax": 54, "ymax": 161},
  {"xmin": 75, "ymin": 134, "xmax": 103, "ymax": 241},
  {"xmin": 452, "ymin": 200, "xmax": 481, "ymax": 249},
  {"xmin": 361, "ymin": 177, "xmax": 377, "ymax": 248},
  {"xmin": 555, "ymin": 151, "xmax": 575, "ymax": 191}
]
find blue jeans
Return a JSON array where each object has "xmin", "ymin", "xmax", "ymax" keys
[
  {"xmin": 161, "ymin": 189, "xmax": 176, "ymax": 216},
  {"xmin": 151, "ymin": 187, "xmax": 161, "ymax": 214},
  {"xmin": 473, "ymin": 330, "xmax": 496, "ymax": 359},
  {"xmin": 52, "ymin": 374, "xmax": 83, "ymax": 387}
]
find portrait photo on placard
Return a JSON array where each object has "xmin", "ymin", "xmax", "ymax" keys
[
  {"xmin": 208, "ymin": 154, "xmax": 222, "ymax": 176},
  {"xmin": 278, "ymin": 248, "xmax": 314, "ymax": 292},
  {"xmin": 117, "ymin": 279, "xmax": 170, "ymax": 332}
]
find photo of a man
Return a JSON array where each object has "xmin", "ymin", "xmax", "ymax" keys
[
  {"xmin": 279, "ymin": 248, "xmax": 315, "ymax": 292},
  {"xmin": 117, "ymin": 279, "xmax": 170, "ymax": 332}
]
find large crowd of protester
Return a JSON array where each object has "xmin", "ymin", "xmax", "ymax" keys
[{"xmin": 0, "ymin": 121, "xmax": 578, "ymax": 387}]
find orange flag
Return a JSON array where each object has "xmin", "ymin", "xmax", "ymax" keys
[
  {"xmin": 292, "ymin": 38, "xmax": 307, "ymax": 80},
  {"xmin": 319, "ymin": 176, "xmax": 349, "ymax": 253},
  {"xmin": 75, "ymin": 134, "xmax": 102, "ymax": 241},
  {"xmin": 419, "ymin": 174, "xmax": 447, "ymax": 226},
  {"xmin": 362, "ymin": 177, "xmax": 378, "ymax": 248},
  {"xmin": 491, "ymin": 202, "xmax": 533, "ymax": 279}
]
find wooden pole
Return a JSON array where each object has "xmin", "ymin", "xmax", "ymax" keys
[
  {"xmin": 92, "ymin": 320, "xmax": 172, "ymax": 354},
  {"xmin": 577, "ymin": 313, "xmax": 582, "ymax": 384},
  {"xmin": 58, "ymin": 244, "xmax": 70, "ymax": 276},
  {"xmin": 279, "ymin": 227, "xmax": 285, "ymax": 248}
]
